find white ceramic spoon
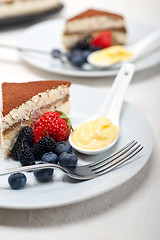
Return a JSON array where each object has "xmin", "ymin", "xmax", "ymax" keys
[
  {"xmin": 87, "ymin": 29, "xmax": 160, "ymax": 69},
  {"xmin": 69, "ymin": 63, "xmax": 135, "ymax": 155}
]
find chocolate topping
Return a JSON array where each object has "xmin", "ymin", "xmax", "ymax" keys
[
  {"xmin": 2, "ymin": 80, "xmax": 71, "ymax": 117},
  {"xmin": 67, "ymin": 9, "xmax": 124, "ymax": 22}
]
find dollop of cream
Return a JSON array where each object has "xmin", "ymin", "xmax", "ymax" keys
[
  {"xmin": 92, "ymin": 46, "xmax": 133, "ymax": 64},
  {"xmin": 71, "ymin": 117, "xmax": 120, "ymax": 150}
]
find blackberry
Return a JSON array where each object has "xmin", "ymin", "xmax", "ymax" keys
[
  {"xmin": 11, "ymin": 140, "xmax": 29, "ymax": 161},
  {"xmin": 18, "ymin": 126, "xmax": 34, "ymax": 146},
  {"xmin": 11, "ymin": 126, "xmax": 34, "ymax": 161},
  {"xmin": 33, "ymin": 137, "xmax": 56, "ymax": 160},
  {"xmin": 71, "ymin": 37, "xmax": 91, "ymax": 50},
  {"xmin": 18, "ymin": 145, "xmax": 35, "ymax": 166}
]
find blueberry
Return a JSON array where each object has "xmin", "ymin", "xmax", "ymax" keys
[
  {"xmin": 54, "ymin": 141, "xmax": 72, "ymax": 156},
  {"xmin": 8, "ymin": 172, "xmax": 27, "ymax": 189},
  {"xmin": 66, "ymin": 49, "xmax": 82, "ymax": 61},
  {"xmin": 51, "ymin": 49, "xmax": 61, "ymax": 58},
  {"xmin": 69, "ymin": 53, "xmax": 85, "ymax": 68},
  {"xmin": 66, "ymin": 49, "xmax": 86, "ymax": 68},
  {"xmin": 33, "ymin": 163, "xmax": 53, "ymax": 182},
  {"xmin": 41, "ymin": 152, "xmax": 58, "ymax": 164},
  {"xmin": 82, "ymin": 49, "xmax": 92, "ymax": 62},
  {"xmin": 59, "ymin": 152, "xmax": 78, "ymax": 167}
]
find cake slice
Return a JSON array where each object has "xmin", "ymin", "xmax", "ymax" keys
[
  {"xmin": 1, "ymin": 80, "xmax": 71, "ymax": 156},
  {"xmin": 62, "ymin": 9, "xmax": 127, "ymax": 49}
]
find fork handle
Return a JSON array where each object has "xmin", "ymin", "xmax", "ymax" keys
[
  {"xmin": 0, "ymin": 43, "xmax": 50, "ymax": 55},
  {"xmin": 0, "ymin": 163, "xmax": 67, "ymax": 176}
]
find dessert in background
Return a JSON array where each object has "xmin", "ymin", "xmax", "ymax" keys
[
  {"xmin": 62, "ymin": 9, "xmax": 127, "ymax": 49},
  {"xmin": 1, "ymin": 80, "xmax": 71, "ymax": 156},
  {"xmin": 0, "ymin": 0, "xmax": 60, "ymax": 19}
]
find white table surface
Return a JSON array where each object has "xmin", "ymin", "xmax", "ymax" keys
[{"xmin": 0, "ymin": 0, "xmax": 160, "ymax": 239}]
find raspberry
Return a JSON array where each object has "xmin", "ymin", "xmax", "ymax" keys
[
  {"xmin": 34, "ymin": 111, "xmax": 72, "ymax": 143},
  {"xmin": 91, "ymin": 31, "xmax": 112, "ymax": 48},
  {"xmin": 33, "ymin": 137, "xmax": 56, "ymax": 160}
]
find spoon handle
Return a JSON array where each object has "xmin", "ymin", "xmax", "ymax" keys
[
  {"xmin": 96, "ymin": 63, "xmax": 135, "ymax": 125},
  {"xmin": 132, "ymin": 29, "xmax": 160, "ymax": 56}
]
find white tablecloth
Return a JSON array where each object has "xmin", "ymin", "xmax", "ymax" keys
[{"xmin": 0, "ymin": 0, "xmax": 160, "ymax": 239}]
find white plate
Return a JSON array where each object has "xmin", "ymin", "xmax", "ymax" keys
[
  {"xmin": 18, "ymin": 18, "xmax": 160, "ymax": 77},
  {"xmin": 0, "ymin": 85, "xmax": 153, "ymax": 209}
]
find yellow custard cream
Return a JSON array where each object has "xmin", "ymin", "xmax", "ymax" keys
[
  {"xmin": 93, "ymin": 46, "xmax": 133, "ymax": 64},
  {"xmin": 71, "ymin": 118, "xmax": 120, "ymax": 150}
]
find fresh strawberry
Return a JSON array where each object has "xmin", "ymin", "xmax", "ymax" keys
[
  {"xmin": 91, "ymin": 31, "xmax": 112, "ymax": 48},
  {"xmin": 33, "ymin": 111, "xmax": 72, "ymax": 144}
]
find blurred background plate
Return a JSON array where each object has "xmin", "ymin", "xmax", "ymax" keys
[
  {"xmin": 0, "ymin": 3, "xmax": 63, "ymax": 28},
  {"xmin": 18, "ymin": 18, "xmax": 160, "ymax": 77}
]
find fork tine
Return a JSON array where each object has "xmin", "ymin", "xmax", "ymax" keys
[
  {"xmin": 89, "ymin": 140, "xmax": 137, "ymax": 168},
  {"xmin": 91, "ymin": 142, "xmax": 139, "ymax": 171},
  {"xmin": 92, "ymin": 145, "xmax": 143, "ymax": 176}
]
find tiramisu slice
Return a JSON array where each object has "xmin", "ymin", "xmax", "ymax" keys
[
  {"xmin": 0, "ymin": 0, "xmax": 60, "ymax": 19},
  {"xmin": 1, "ymin": 80, "xmax": 71, "ymax": 156},
  {"xmin": 62, "ymin": 9, "xmax": 127, "ymax": 49}
]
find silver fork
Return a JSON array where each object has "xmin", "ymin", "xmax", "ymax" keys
[{"xmin": 0, "ymin": 140, "xmax": 143, "ymax": 180}]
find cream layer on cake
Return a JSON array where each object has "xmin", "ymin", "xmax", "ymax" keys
[
  {"xmin": 62, "ymin": 9, "xmax": 127, "ymax": 49},
  {"xmin": 0, "ymin": 0, "xmax": 60, "ymax": 18},
  {"xmin": 63, "ymin": 15, "xmax": 125, "ymax": 34},
  {"xmin": 1, "ymin": 81, "xmax": 70, "ymax": 156}
]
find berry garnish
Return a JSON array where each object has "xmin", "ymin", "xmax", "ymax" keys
[
  {"xmin": 19, "ymin": 126, "xmax": 34, "ymax": 146},
  {"xmin": 91, "ymin": 31, "xmax": 112, "ymax": 49},
  {"xmin": 51, "ymin": 49, "xmax": 61, "ymax": 58},
  {"xmin": 8, "ymin": 172, "xmax": 27, "ymax": 189},
  {"xmin": 11, "ymin": 127, "xmax": 34, "ymax": 161},
  {"xmin": 66, "ymin": 49, "xmax": 86, "ymax": 68},
  {"xmin": 11, "ymin": 140, "xmax": 26, "ymax": 161},
  {"xmin": 59, "ymin": 152, "xmax": 78, "ymax": 167},
  {"xmin": 33, "ymin": 136, "xmax": 56, "ymax": 160},
  {"xmin": 54, "ymin": 141, "xmax": 72, "ymax": 156},
  {"xmin": 33, "ymin": 111, "xmax": 72, "ymax": 143},
  {"xmin": 33, "ymin": 163, "xmax": 53, "ymax": 182},
  {"xmin": 18, "ymin": 142, "xmax": 35, "ymax": 166},
  {"xmin": 41, "ymin": 152, "xmax": 58, "ymax": 164},
  {"xmin": 71, "ymin": 37, "xmax": 91, "ymax": 50},
  {"xmin": 82, "ymin": 49, "xmax": 92, "ymax": 62},
  {"xmin": 89, "ymin": 46, "xmax": 102, "ymax": 52},
  {"xmin": 11, "ymin": 114, "xmax": 34, "ymax": 161}
]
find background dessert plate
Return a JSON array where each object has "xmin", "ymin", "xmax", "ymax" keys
[
  {"xmin": 0, "ymin": 3, "xmax": 63, "ymax": 28},
  {"xmin": 0, "ymin": 85, "xmax": 153, "ymax": 209},
  {"xmin": 18, "ymin": 18, "xmax": 160, "ymax": 77}
]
